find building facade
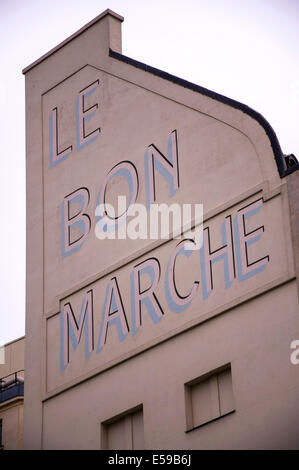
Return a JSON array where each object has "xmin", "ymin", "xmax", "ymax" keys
[
  {"xmin": 23, "ymin": 10, "xmax": 299, "ymax": 449},
  {"xmin": 0, "ymin": 337, "xmax": 25, "ymax": 450}
]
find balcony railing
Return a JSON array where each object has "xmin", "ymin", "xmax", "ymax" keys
[{"xmin": 0, "ymin": 371, "xmax": 24, "ymax": 404}]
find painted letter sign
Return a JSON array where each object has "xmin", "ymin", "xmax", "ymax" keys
[{"xmin": 40, "ymin": 64, "xmax": 289, "ymax": 396}]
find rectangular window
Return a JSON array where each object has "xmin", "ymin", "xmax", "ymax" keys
[
  {"xmin": 101, "ymin": 406, "xmax": 144, "ymax": 450},
  {"xmin": 185, "ymin": 364, "xmax": 235, "ymax": 431}
]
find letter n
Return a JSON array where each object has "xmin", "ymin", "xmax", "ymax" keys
[{"xmin": 144, "ymin": 130, "xmax": 179, "ymax": 210}]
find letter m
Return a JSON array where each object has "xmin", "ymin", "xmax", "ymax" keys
[{"xmin": 60, "ymin": 290, "xmax": 94, "ymax": 371}]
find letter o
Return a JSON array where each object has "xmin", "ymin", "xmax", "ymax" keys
[{"xmin": 96, "ymin": 161, "xmax": 139, "ymax": 233}]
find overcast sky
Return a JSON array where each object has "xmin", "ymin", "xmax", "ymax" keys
[{"xmin": 0, "ymin": 0, "xmax": 298, "ymax": 345}]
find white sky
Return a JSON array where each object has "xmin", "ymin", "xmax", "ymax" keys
[{"xmin": 0, "ymin": 0, "xmax": 298, "ymax": 345}]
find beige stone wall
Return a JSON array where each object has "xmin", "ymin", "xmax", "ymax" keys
[
  {"xmin": 42, "ymin": 281, "xmax": 299, "ymax": 450},
  {"xmin": 287, "ymin": 170, "xmax": 299, "ymax": 295},
  {"xmin": 23, "ymin": 10, "xmax": 299, "ymax": 449}
]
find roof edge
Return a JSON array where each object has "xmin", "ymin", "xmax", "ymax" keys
[
  {"xmin": 22, "ymin": 9, "xmax": 124, "ymax": 75},
  {"xmin": 109, "ymin": 49, "xmax": 298, "ymax": 178},
  {"xmin": 2, "ymin": 336, "xmax": 25, "ymax": 347}
]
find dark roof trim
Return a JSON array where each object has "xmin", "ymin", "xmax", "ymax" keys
[{"xmin": 109, "ymin": 49, "xmax": 298, "ymax": 178}]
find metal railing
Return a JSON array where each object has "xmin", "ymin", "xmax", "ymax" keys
[{"xmin": 0, "ymin": 370, "xmax": 24, "ymax": 404}]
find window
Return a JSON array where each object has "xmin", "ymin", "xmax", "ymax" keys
[
  {"xmin": 101, "ymin": 406, "xmax": 144, "ymax": 450},
  {"xmin": 185, "ymin": 364, "xmax": 235, "ymax": 431}
]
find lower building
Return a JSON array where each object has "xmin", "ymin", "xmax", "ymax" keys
[{"xmin": 0, "ymin": 337, "xmax": 25, "ymax": 450}]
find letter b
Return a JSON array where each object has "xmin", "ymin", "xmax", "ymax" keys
[{"xmin": 61, "ymin": 187, "xmax": 91, "ymax": 258}]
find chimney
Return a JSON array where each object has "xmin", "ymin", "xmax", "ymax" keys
[{"xmin": 104, "ymin": 9, "xmax": 123, "ymax": 53}]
